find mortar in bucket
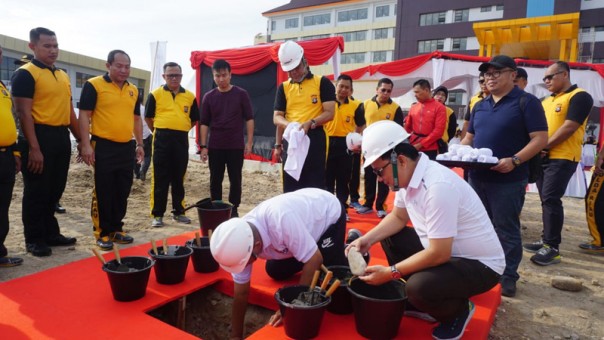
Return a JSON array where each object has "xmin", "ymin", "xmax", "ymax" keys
[
  {"xmin": 102, "ymin": 256, "xmax": 154, "ymax": 302},
  {"xmin": 194, "ymin": 199, "xmax": 233, "ymax": 236},
  {"xmin": 148, "ymin": 245, "xmax": 193, "ymax": 284},
  {"xmin": 347, "ymin": 277, "xmax": 407, "ymax": 339},
  {"xmin": 185, "ymin": 237, "xmax": 219, "ymax": 273},
  {"xmin": 275, "ymin": 284, "xmax": 331, "ymax": 339},
  {"xmin": 321, "ymin": 265, "xmax": 354, "ymax": 314}
]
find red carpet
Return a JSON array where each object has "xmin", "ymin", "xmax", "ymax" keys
[{"xmin": 0, "ymin": 176, "xmax": 500, "ymax": 339}]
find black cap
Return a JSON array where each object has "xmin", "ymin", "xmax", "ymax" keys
[
  {"xmin": 14, "ymin": 54, "xmax": 34, "ymax": 66},
  {"xmin": 432, "ymin": 85, "xmax": 448, "ymax": 101},
  {"xmin": 516, "ymin": 67, "xmax": 528, "ymax": 80},
  {"xmin": 478, "ymin": 55, "xmax": 517, "ymax": 72}
]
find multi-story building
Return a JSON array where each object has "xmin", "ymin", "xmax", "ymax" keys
[
  {"xmin": 262, "ymin": 0, "xmax": 398, "ymax": 74},
  {"xmin": 0, "ymin": 34, "xmax": 150, "ymax": 108}
]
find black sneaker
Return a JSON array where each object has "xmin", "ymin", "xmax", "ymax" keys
[
  {"xmin": 500, "ymin": 277, "xmax": 516, "ymax": 298},
  {"xmin": 523, "ymin": 240, "xmax": 544, "ymax": 253},
  {"xmin": 96, "ymin": 236, "xmax": 114, "ymax": 251},
  {"xmin": 26, "ymin": 242, "xmax": 52, "ymax": 257},
  {"xmin": 231, "ymin": 207, "xmax": 239, "ymax": 218},
  {"xmin": 0, "ymin": 256, "xmax": 24, "ymax": 267},
  {"xmin": 432, "ymin": 301, "xmax": 475, "ymax": 340},
  {"xmin": 110, "ymin": 232, "xmax": 134, "ymax": 244},
  {"xmin": 47, "ymin": 234, "xmax": 77, "ymax": 246},
  {"xmin": 530, "ymin": 245, "xmax": 561, "ymax": 266},
  {"xmin": 578, "ymin": 242, "xmax": 604, "ymax": 252},
  {"xmin": 55, "ymin": 203, "xmax": 66, "ymax": 214},
  {"xmin": 346, "ymin": 229, "xmax": 362, "ymax": 244}
]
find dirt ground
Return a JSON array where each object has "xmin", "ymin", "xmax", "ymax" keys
[{"xmin": 1, "ymin": 157, "xmax": 603, "ymax": 339}]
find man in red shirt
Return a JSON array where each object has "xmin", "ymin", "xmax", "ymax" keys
[{"xmin": 404, "ymin": 79, "xmax": 447, "ymax": 159}]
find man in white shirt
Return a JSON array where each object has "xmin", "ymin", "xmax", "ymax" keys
[
  {"xmin": 210, "ymin": 188, "xmax": 347, "ymax": 340},
  {"xmin": 347, "ymin": 120, "xmax": 505, "ymax": 340}
]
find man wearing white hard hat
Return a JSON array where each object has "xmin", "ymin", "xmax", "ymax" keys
[
  {"xmin": 210, "ymin": 188, "xmax": 347, "ymax": 338},
  {"xmin": 273, "ymin": 40, "xmax": 336, "ymax": 192},
  {"xmin": 346, "ymin": 120, "xmax": 505, "ymax": 340}
]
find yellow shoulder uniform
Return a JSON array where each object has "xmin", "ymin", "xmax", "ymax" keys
[
  {"xmin": 0, "ymin": 81, "xmax": 18, "ymax": 147},
  {"xmin": 20, "ymin": 63, "xmax": 71, "ymax": 126},
  {"xmin": 149, "ymin": 86, "xmax": 196, "ymax": 131},
  {"xmin": 364, "ymin": 98, "xmax": 400, "ymax": 126},
  {"xmin": 283, "ymin": 75, "xmax": 323, "ymax": 123},
  {"xmin": 325, "ymin": 97, "xmax": 361, "ymax": 137}
]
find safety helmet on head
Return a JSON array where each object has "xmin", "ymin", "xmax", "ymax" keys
[
  {"xmin": 362, "ymin": 120, "xmax": 410, "ymax": 167},
  {"xmin": 278, "ymin": 40, "xmax": 304, "ymax": 72},
  {"xmin": 209, "ymin": 218, "xmax": 254, "ymax": 274}
]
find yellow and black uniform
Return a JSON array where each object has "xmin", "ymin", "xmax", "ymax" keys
[
  {"xmin": 80, "ymin": 74, "xmax": 140, "ymax": 239},
  {"xmin": 324, "ymin": 97, "xmax": 365, "ymax": 207},
  {"xmin": 0, "ymin": 80, "xmax": 19, "ymax": 257},
  {"xmin": 443, "ymin": 106, "xmax": 457, "ymax": 143},
  {"xmin": 359, "ymin": 96, "xmax": 404, "ymax": 212},
  {"xmin": 537, "ymin": 85, "xmax": 593, "ymax": 250},
  {"xmin": 145, "ymin": 85, "xmax": 199, "ymax": 218},
  {"xmin": 585, "ymin": 164, "xmax": 604, "ymax": 248},
  {"xmin": 11, "ymin": 59, "xmax": 73, "ymax": 245},
  {"xmin": 464, "ymin": 92, "xmax": 484, "ymax": 122},
  {"xmin": 274, "ymin": 71, "xmax": 335, "ymax": 192}
]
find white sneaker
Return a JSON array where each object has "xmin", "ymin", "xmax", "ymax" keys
[
  {"xmin": 151, "ymin": 217, "xmax": 164, "ymax": 228},
  {"xmin": 173, "ymin": 214, "xmax": 191, "ymax": 224}
]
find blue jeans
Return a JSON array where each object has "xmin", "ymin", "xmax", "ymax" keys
[
  {"xmin": 536, "ymin": 159, "xmax": 578, "ymax": 249},
  {"xmin": 469, "ymin": 178, "xmax": 527, "ymax": 282}
]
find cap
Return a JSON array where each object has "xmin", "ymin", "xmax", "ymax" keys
[
  {"xmin": 516, "ymin": 67, "xmax": 528, "ymax": 80},
  {"xmin": 14, "ymin": 54, "xmax": 34, "ymax": 66},
  {"xmin": 478, "ymin": 55, "xmax": 517, "ymax": 72}
]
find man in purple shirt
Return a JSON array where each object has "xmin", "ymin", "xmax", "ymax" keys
[{"xmin": 200, "ymin": 59, "xmax": 254, "ymax": 217}]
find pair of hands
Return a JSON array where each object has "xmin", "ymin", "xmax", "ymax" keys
[{"xmin": 200, "ymin": 144, "xmax": 253, "ymax": 163}]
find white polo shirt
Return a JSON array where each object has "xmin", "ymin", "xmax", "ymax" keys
[
  {"xmin": 232, "ymin": 188, "xmax": 342, "ymax": 283},
  {"xmin": 394, "ymin": 154, "xmax": 505, "ymax": 275}
]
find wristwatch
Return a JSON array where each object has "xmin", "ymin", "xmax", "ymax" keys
[
  {"xmin": 310, "ymin": 119, "xmax": 317, "ymax": 129},
  {"xmin": 512, "ymin": 155, "xmax": 521, "ymax": 167},
  {"xmin": 390, "ymin": 265, "xmax": 401, "ymax": 280},
  {"xmin": 200, "ymin": 145, "xmax": 207, "ymax": 149}
]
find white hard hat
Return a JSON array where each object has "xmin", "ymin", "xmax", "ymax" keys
[
  {"xmin": 346, "ymin": 132, "xmax": 363, "ymax": 151},
  {"xmin": 210, "ymin": 218, "xmax": 254, "ymax": 274},
  {"xmin": 278, "ymin": 40, "xmax": 304, "ymax": 72},
  {"xmin": 362, "ymin": 121, "xmax": 410, "ymax": 166}
]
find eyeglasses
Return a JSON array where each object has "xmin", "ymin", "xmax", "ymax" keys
[
  {"xmin": 165, "ymin": 74, "xmax": 183, "ymax": 79},
  {"xmin": 542, "ymin": 71, "xmax": 564, "ymax": 83},
  {"xmin": 483, "ymin": 69, "xmax": 514, "ymax": 79},
  {"xmin": 372, "ymin": 163, "xmax": 391, "ymax": 177}
]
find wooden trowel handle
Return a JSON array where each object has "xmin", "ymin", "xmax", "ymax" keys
[
  {"xmin": 92, "ymin": 248, "xmax": 106, "ymax": 264},
  {"xmin": 320, "ymin": 271, "xmax": 333, "ymax": 291},
  {"xmin": 325, "ymin": 279, "xmax": 341, "ymax": 297},
  {"xmin": 113, "ymin": 244, "xmax": 122, "ymax": 263},
  {"xmin": 309, "ymin": 270, "xmax": 320, "ymax": 292}
]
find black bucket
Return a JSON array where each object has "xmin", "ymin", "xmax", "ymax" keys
[
  {"xmin": 347, "ymin": 277, "xmax": 407, "ymax": 340},
  {"xmin": 321, "ymin": 265, "xmax": 354, "ymax": 315},
  {"xmin": 185, "ymin": 238, "xmax": 219, "ymax": 273},
  {"xmin": 196, "ymin": 200, "xmax": 233, "ymax": 236},
  {"xmin": 148, "ymin": 245, "xmax": 193, "ymax": 285},
  {"xmin": 275, "ymin": 285, "xmax": 331, "ymax": 339},
  {"xmin": 102, "ymin": 256, "xmax": 154, "ymax": 302}
]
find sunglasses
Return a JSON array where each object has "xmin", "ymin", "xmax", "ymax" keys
[
  {"xmin": 165, "ymin": 74, "xmax": 183, "ymax": 79},
  {"xmin": 542, "ymin": 71, "xmax": 563, "ymax": 83},
  {"xmin": 372, "ymin": 163, "xmax": 391, "ymax": 177}
]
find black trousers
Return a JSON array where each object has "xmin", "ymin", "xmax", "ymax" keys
[
  {"xmin": 265, "ymin": 205, "xmax": 347, "ymax": 281},
  {"xmin": 208, "ymin": 148, "xmax": 244, "ymax": 208},
  {"xmin": 91, "ymin": 137, "xmax": 134, "ymax": 238},
  {"xmin": 282, "ymin": 127, "xmax": 326, "ymax": 193},
  {"xmin": 381, "ymin": 227, "xmax": 500, "ymax": 323},
  {"xmin": 325, "ymin": 137, "xmax": 353, "ymax": 207},
  {"xmin": 349, "ymin": 153, "xmax": 361, "ymax": 203},
  {"xmin": 151, "ymin": 129, "xmax": 189, "ymax": 217},
  {"xmin": 0, "ymin": 147, "xmax": 16, "ymax": 257},
  {"xmin": 18, "ymin": 125, "xmax": 71, "ymax": 244},
  {"xmin": 586, "ymin": 172, "xmax": 604, "ymax": 246},
  {"xmin": 363, "ymin": 159, "xmax": 389, "ymax": 211}
]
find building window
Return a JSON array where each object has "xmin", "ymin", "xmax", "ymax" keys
[
  {"xmin": 376, "ymin": 5, "xmax": 390, "ymax": 18},
  {"xmin": 581, "ymin": 27, "xmax": 591, "ymax": 33},
  {"xmin": 448, "ymin": 92, "xmax": 463, "ymax": 105},
  {"xmin": 419, "ymin": 12, "xmax": 446, "ymax": 26},
  {"xmin": 271, "ymin": 20, "xmax": 276, "ymax": 31},
  {"xmin": 451, "ymin": 38, "xmax": 467, "ymax": 51},
  {"xmin": 304, "ymin": 13, "xmax": 330, "ymax": 26},
  {"xmin": 595, "ymin": 26, "xmax": 604, "ymax": 32},
  {"xmin": 481, "ymin": 6, "xmax": 492, "ymax": 12},
  {"xmin": 338, "ymin": 8, "xmax": 368, "ymax": 22},
  {"xmin": 373, "ymin": 51, "xmax": 388, "ymax": 63},
  {"xmin": 76, "ymin": 72, "xmax": 96, "ymax": 88},
  {"xmin": 496, "ymin": 4, "xmax": 504, "ymax": 11},
  {"xmin": 285, "ymin": 18, "xmax": 299, "ymax": 29},
  {"xmin": 374, "ymin": 28, "xmax": 389, "ymax": 40},
  {"xmin": 593, "ymin": 58, "xmax": 604, "ymax": 63},
  {"xmin": 454, "ymin": 9, "xmax": 469, "ymax": 22},
  {"xmin": 341, "ymin": 52, "xmax": 366, "ymax": 64},
  {"xmin": 340, "ymin": 30, "xmax": 367, "ymax": 42},
  {"xmin": 417, "ymin": 39, "xmax": 444, "ymax": 54},
  {"xmin": 300, "ymin": 34, "xmax": 330, "ymax": 41}
]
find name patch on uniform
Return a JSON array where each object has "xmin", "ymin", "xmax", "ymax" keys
[
  {"xmin": 555, "ymin": 104, "xmax": 562, "ymax": 112},
  {"xmin": 386, "ymin": 113, "xmax": 391, "ymax": 119},
  {"xmin": 129, "ymin": 90, "xmax": 134, "ymax": 97},
  {"xmin": 184, "ymin": 106, "xmax": 189, "ymax": 113},
  {"xmin": 311, "ymin": 95, "xmax": 318, "ymax": 104},
  {"xmin": 346, "ymin": 117, "xmax": 350, "ymax": 123}
]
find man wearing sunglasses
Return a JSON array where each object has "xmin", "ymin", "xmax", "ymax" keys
[
  {"xmin": 523, "ymin": 61, "xmax": 593, "ymax": 265},
  {"xmin": 347, "ymin": 120, "xmax": 505, "ymax": 340},
  {"xmin": 209, "ymin": 188, "xmax": 348, "ymax": 339},
  {"xmin": 145, "ymin": 62, "xmax": 199, "ymax": 227},
  {"xmin": 461, "ymin": 55, "xmax": 548, "ymax": 297}
]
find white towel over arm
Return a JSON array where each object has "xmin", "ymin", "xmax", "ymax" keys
[{"xmin": 282, "ymin": 122, "xmax": 310, "ymax": 181}]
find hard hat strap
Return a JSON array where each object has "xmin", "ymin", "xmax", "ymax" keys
[{"xmin": 390, "ymin": 150, "xmax": 399, "ymax": 192}]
